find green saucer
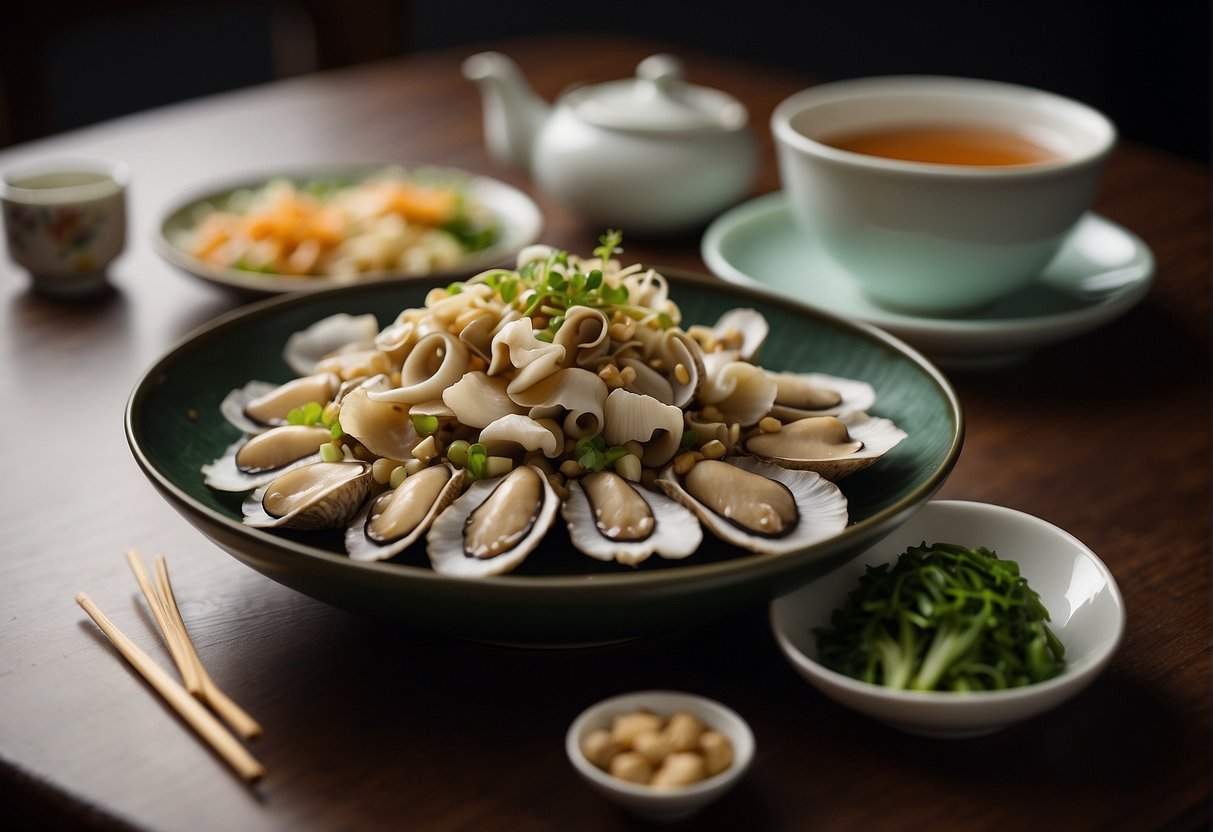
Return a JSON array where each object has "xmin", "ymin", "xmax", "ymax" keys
[{"xmin": 702, "ymin": 192, "xmax": 1154, "ymax": 368}]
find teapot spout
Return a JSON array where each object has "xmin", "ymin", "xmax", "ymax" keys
[{"xmin": 462, "ymin": 51, "xmax": 551, "ymax": 174}]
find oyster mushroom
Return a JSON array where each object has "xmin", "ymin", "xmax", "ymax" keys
[
  {"xmin": 366, "ymin": 331, "xmax": 469, "ymax": 404},
  {"xmin": 659, "ymin": 329, "xmax": 706, "ymax": 409},
  {"xmin": 699, "ymin": 351, "xmax": 778, "ymax": 427},
  {"xmin": 602, "ymin": 388, "xmax": 685, "ymax": 467},
  {"xmin": 712, "ymin": 308, "xmax": 768, "ymax": 361},
  {"xmin": 442, "ymin": 371, "xmax": 527, "ymax": 429},
  {"xmin": 338, "ymin": 384, "xmax": 419, "ymax": 461},
  {"xmin": 478, "ymin": 414, "xmax": 563, "ymax": 459},
  {"xmin": 282, "ymin": 313, "xmax": 380, "ymax": 376}
]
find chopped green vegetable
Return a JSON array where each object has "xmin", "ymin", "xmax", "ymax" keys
[
  {"xmin": 411, "ymin": 414, "xmax": 439, "ymax": 437},
  {"xmin": 286, "ymin": 401, "xmax": 342, "ymax": 435},
  {"xmin": 815, "ymin": 542, "xmax": 1065, "ymax": 692},
  {"xmin": 603, "ymin": 446, "xmax": 628, "ymax": 465},
  {"xmin": 287, "ymin": 401, "xmax": 325, "ymax": 426},
  {"xmin": 465, "ymin": 443, "xmax": 488, "ymax": 480},
  {"xmin": 441, "ymin": 215, "xmax": 498, "ymax": 252},
  {"xmin": 574, "ymin": 434, "xmax": 609, "ymax": 472},
  {"xmin": 446, "ymin": 439, "xmax": 470, "ymax": 468},
  {"xmin": 231, "ymin": 256, "xmax": 279, "ymax": 274}
]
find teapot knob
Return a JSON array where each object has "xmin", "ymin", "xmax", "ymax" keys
[{"xmin": 636, "ymin": 54, "xmax": 685, "ymax": 95}]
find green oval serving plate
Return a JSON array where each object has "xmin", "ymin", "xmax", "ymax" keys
[{"xmin": 125, "ymin": 269, "xmax": 963, "ymax": 646}]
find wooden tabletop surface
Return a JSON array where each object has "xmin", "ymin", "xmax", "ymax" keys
[{"xmin": 1, "ymin": 35, "xmax": 1208, "ymax": 832}]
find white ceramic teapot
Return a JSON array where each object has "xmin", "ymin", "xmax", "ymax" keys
[{"xmin": 462, "ymin": 51, "xmax": 757, "ymax": 235}]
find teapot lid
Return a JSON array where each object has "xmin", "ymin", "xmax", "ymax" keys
[{"xmin": 563, "ymin": 54, "xmax": 749, "ymax": 133}]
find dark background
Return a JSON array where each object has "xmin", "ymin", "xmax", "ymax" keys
[{"xmin": 1, "ymin": 0, "xmax": 1208, "ymax": 162}]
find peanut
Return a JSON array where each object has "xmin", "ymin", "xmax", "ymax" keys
[
  {"xmin": 699, "ymin": 731, "xmax": 734, "ymax": 777},
  {"xmin": 632, "ymin": 730, "xmax": 675, "ymax": 766},
  {"xmin": 651, "ymin": 752, "xmax": 707, "ymax": 788},
  {"xmin": 580, "ymin": 729, "xmax": 622, "ymax": 771},
  {"xmin": 664, "ymin": 711, "xmax": 707, "ymax": 752},
  {"xmin": 586, "ymin": 708, "xmax": 737, "ymax": 789},
  {"xmin": 609, "ymin": 752, "xmax": 653, "ymax": 785},
  {"xmin": 611, "ymin": 711, "xmax": 663, "ymax": 747}
]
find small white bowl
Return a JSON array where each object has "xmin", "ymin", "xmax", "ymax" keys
[
  {"xmin": 770, "ymin": 500, "xmax": 1125, "ymax": 738},
  {"xmin": 565, "ymin": 690, "xmax": 755, "ymax": 822}
]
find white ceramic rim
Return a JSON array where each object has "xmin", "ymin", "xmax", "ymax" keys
[
  {"xmin": 771, "ymin": 75, "xmax": 1117, "ymax": 179},
  {"xmin": 770, "ymin": 499, "xmax": 1126, "ymax": 709},
  {"xmin": 152, "ymin": 163, "xmax": 544, "ymax": 293},
  {"xmin": 1, "ymin": 156, "xmax": 131, "ymax": 204},
  {"xmin": 565, "ymin": 690, "xmax": 755, "ymax": 798}
]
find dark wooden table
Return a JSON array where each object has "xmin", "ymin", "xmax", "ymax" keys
[{"xmin": 2, "ymin": 35, "xmax": 1208, "ymax": 832}]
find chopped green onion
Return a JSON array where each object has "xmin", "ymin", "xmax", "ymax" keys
[
  {"xmin": 411, "ymin": 414, "xmax": 439, "ymax": 436},
  {"xmin": 465, "ymin": 443, "xmax": 488, "ymax": 479},
  {"xmin": 288, "ymin": 401, "xmax": 326, "ymax": 426},
  {"xmin": 446, "ymin": 439, "xmax": 470, "ymax": 467},
  {"xmin": 578, "ymin": 448, "xmax": 606, "ymax": 471}
]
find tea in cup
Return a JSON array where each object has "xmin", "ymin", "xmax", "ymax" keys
[
  {"xmin": 2, "ymin": 157, "xmax": 130, "ymax": 297},
  {"xmin": 771, "ymin": 77, "xmax": 1116, "ymax": 316}
]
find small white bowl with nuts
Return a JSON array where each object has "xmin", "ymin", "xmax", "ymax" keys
[{"xmin": 565, "ymin": 690, "xmax": 755, "ymax": 822}]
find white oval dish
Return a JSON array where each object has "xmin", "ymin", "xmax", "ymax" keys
[
  {"xmin": 770, "ymin": 500, "xmax": 1125, "ymax": 738},
  {"xmin": 565, "ymin": 690, "xmax": 755, "ymax": 822},
  {"xmin": 155, "ymin": 163, "xmax": 543, "ymax": 294}
]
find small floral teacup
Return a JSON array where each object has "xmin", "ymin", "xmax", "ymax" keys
[{"xmin": 2, "ymin": 157, "xmax": 130, "ymax": 296}]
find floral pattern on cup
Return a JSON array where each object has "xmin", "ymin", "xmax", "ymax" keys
[
  {"xmin": 5, "ymin": 203, "xmax": 106, "ymax": 267},
  {"xmin": 1, "ymin": 159, "xmax": 128, "ymax": 288}
]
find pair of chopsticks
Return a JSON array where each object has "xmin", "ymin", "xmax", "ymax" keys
[{"xmin": 76, "ymin": 549, "xmax": 265, "ymax": 783}]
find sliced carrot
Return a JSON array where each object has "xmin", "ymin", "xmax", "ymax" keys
[{"xmin": 381, "ymin": 183, "xmax": 458, "ymax": 225}]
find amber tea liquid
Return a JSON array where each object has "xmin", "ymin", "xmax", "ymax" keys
[{"xmin": 823, "ymin": 125, "xmax": 1062, "ymax": 166}]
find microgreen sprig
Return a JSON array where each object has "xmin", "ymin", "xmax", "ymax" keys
[
  {"xmin": 574, "ymin": 434, "xmax": 628, "ymax": 473},
  {"xmin": 458, "ymin": 231, "xmax": 674, "ymax": 341}
]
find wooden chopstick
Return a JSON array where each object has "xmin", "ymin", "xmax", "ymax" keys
[
  {"xmin": 124, "ymin": 549, "xmax": 202, "ymax": 695},
  {"xmin": 153, "ymin": 555, "xmax": 263, "ymax": 741},
  {"xmin": 75, "ymin": 592, "xmax": 265, "ymax": 783}
]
